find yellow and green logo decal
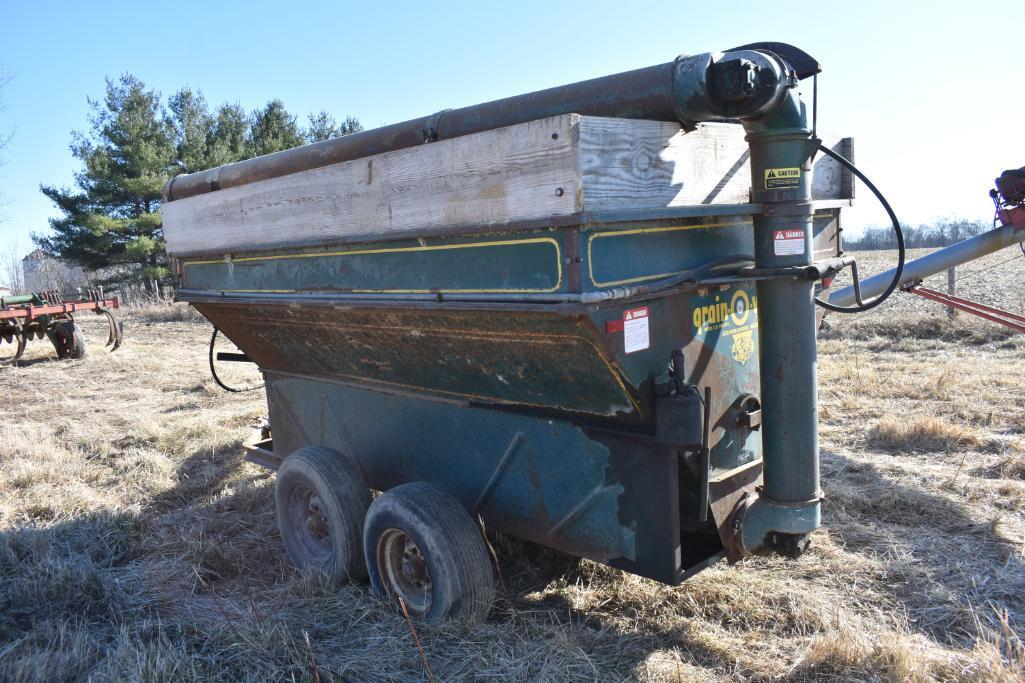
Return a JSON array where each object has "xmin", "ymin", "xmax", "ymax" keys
[{"xmin": 692, "ymin": 288, "xmax": 758, "ymax": 365}]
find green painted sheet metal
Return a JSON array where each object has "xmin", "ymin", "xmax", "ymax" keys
[
  {"xmin": 179, "ymin": 211, "xmax": 840, "ymax": 298},
  {"xmin": 182, "ymin": 232, "xmax": 565, "ymax": 294},
  {"xmin": 265, "ymin": 372, "xmax": 720, "ymax": 584},
  {"xmin": 180, "ymin": 208, "xmax": 845, "ymax": 574},
  {"xmin": 585, "ymin": 219, "xmax": 754, "ymax": 288}
]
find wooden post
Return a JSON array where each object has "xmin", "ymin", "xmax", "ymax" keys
[{"xmin": 947, "ymin": 267, "xmax": 957, "ymax": 319}]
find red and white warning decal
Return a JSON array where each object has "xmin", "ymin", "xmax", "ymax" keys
[
  {"xmin": 773, "ymin": 229, "xmax": 805, "ymax": 256},
  {"xmin": 623, "ymin": 307, "xmax": 649, "ymax": 353}
]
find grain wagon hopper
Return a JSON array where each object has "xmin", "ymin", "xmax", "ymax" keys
[
  {"xmin": 160, "ymin": 42, "xmax": 908, "ymax": 623},
  {"xmin": 0, "ymin": 290, "xmax": 121, "ymax": 362}
]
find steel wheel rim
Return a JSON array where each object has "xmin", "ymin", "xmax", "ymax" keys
[
  {"xmin": 377, "ymin": 528, "xmax": 432, "ymax": 616},
  {"xmin": 286, "ymin": 483, "xmax": 333, "ymax": 564}
]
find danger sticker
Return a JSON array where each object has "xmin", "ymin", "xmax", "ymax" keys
[
  {"xmin": 773, "ymin": 229, "xmax": 806, "ymax": 256},
  {"xmin": 764, "ymin": 167, "xmax": 801, "ymax": 189},
  {"xmin": 623, "ymin": 307, "xmax": 649, "ymax": 353}
]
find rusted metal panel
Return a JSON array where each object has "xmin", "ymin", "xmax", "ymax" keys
[
  {"xmin": 199, "ymin": 302, "xmax": 643, "ymax": 419},
  {"xmin": 708, "ymin": 461, "xmax": 764, "ymax": 564}
]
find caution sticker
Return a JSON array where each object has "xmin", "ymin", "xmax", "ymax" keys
[
  {"xmin": 623, "ymin": 307, "xmax": 649, "ymax": 353},
  {"xmin": 764, "ymin": 167, "xmax": 801, "ymax": 189},
  {"xmin": 773, "ymin": 229, "xmax": 805, "ymax": 256}
]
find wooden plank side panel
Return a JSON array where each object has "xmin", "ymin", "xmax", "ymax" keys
[
  {"xmin": 812, "ymin": 136, "xmax": 855, "ymax": 201},
  {"xmin": 162, "ymin": 115, "xmax": 583, "ymax": 256},
  {"xmin": 578, "ymin": 118, "xmax": 854, "ymax": 210},
  {"xmin": 162, "ymin": 113, "xmax": 855, "ymax": 257},
  {"xmin": 578, "ymin": 119, "xmax": 752, "ymax": 211}
]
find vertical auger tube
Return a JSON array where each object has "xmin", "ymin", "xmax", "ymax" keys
[{"xmin": 736, "ymin": 89, "xmax": 822, "ymax": 558}]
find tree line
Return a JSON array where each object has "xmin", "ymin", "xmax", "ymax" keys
[
  {"xmin": 34, "ymin": 75, "xmax": 361, "ymax": 286},
  {"xmin": 843, "ymin": 217, "xmax": 991, "ymax": 250}
]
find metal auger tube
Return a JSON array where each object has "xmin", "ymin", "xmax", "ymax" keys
[
  {"xmin": 733, "ymin": 87, "xmax": 822, "ymax": 558},
  {"xmin": 829, "ymin": 221, "xmax": 1025, "ymax": 308},
  {"xmin": 163, "ymin": 44, "xmax": 814, "ymax": 202}
]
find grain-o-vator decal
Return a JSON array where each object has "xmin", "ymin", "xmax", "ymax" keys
[{"xmin": 161, "ymin": 41, "xmax": 931, "ymax": 624}]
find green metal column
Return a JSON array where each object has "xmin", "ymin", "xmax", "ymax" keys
[{"xmin": 739, "ymin": 89, "xmax": 822, "ymax": 557}]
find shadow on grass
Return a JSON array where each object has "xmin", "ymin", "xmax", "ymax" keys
[
  {"xmin": 0, "ymin": 353, "xmax": 62, "ymax": 369},
  {"xmin": 0, "ymin": 441, "xmax": 287, "ymax": 681},
  {"xmin": 477, "ymin": 449, "xmax": 1025, "ymax": 679},
  {"xmin": 820, "ymin": 450, "xmax": 1025, "ymax": 644},
  {"xmin": 4, "ymin": 440, "xmax": 1023, "ymax": 681}
]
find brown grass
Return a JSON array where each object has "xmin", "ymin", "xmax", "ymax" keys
[
  {"xmin": 868, "ymin": 415, "xmax": 981, "ymax": 453},
  {"xmin": 1, "ymin": 272, "xmax": 1024, "ymax": 680},
  {"xmin": 121, "ymin": 301, "xmax": 206, "ymax": 324}
]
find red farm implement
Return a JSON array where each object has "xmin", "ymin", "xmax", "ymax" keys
[{"xmin": 0, "ymin": 289, "xmax": 122, "ymax": 362}]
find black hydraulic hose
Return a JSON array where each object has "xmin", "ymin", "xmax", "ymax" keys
[
  {"xmin": 814, "ymin": 143, "xmax": 905, "ymax": 313},
  {"xmin": 209, "ymin": 326, "xmax": 264, "ymax": 393}
]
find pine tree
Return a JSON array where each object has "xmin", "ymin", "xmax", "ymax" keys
[
  {"xmin": 37, "ymin": 75, "xmax": 175, "ymax": 282},
  {"xmin": 307, "ymin": 111, "xmax": 364, "ymax": 143},
  {"xmin": 36, "ymin": 76, "xmax": 361, "ymax": 286},
  {"xmin": 167, "ymin": 87, "xmax": 214, "ymax": 174},
  {"xmin": 208, "ymin": 103, "xmax": 249, "ymax": 167},
  {"xmin": 248, "ymin": 100, "xmax": 304, "ymax": 157}
]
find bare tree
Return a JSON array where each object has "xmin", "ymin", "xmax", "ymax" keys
[
  {"xmin": 0, "ymin": 68, "xmax": 12, "ymax": 213},
  {"xmin": 0, "ymin": 71, "xmax": 10, "ymax": 141},
  {"xmin": 32, "ymin": 254, "xmax": 82, "ymax": 292},
  {"xmin": 1, "ymin": 239, "xmax": 27, "ymax": 293}
]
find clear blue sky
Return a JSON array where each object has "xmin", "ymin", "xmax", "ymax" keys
[{"xmin": 1, "ymin": 0, "xmax": 1023, "ymax": 257}]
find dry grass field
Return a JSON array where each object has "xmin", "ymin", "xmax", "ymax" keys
[{"xmin": 1, "ymin": 249, "xmax": 1023, "ymax": 682}]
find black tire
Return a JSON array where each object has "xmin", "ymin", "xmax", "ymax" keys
[
  {"xmin": 275, "ymin": 446, "xmax": 371, "ymax": 585},
  {"xmin": 364, "ymin": 482, "xmax": 495, "ymax": 624},
  {"xmin": 53, "ymin": 321, "xmax": 86, "ymax": 359}
]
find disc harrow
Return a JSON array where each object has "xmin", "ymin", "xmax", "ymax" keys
[{"xmin": 0, "ymin": 289, "xmax": 122, "ymax": 362}]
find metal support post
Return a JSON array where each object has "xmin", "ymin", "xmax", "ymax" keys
[{"xmin": 947, "ymin": 267, "xmax": 957, "ymax": 319}]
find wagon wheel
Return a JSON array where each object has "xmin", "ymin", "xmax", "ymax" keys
[
  {"xmin": 275, "ymin": 446, "xmax": 371, "ymax": 584},
  {"xmin": 364, "ymin": 482, "xmax": 495, "ymax": 624},
  {"xmin": 52, "ymin": 320, "xmax": 86, "ymax": 359}
]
